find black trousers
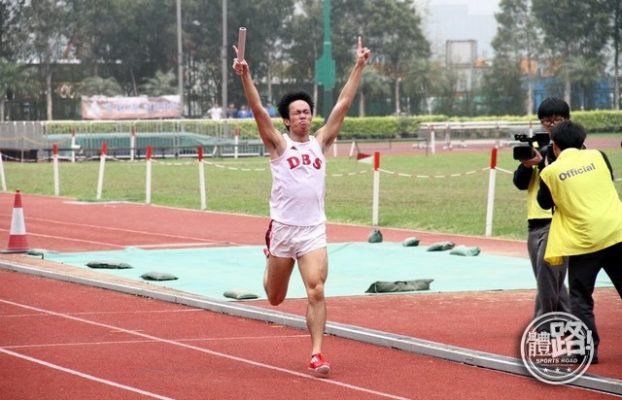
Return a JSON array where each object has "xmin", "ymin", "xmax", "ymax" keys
[
  {"xmin": 568, "ymin": 241, "xmax": 622, "ymax": 355},
  {"xmin": 527, "ymin": 223, "xmax": 570, "ymax": 317}
]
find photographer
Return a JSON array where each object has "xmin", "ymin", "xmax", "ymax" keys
[
  {"xmin": 537, "ymin": 120, "xmax": 622, "ymax": 363},
  {"xmin": 512, "ymin": 97, "xmax": 570, "ymax": 318}
]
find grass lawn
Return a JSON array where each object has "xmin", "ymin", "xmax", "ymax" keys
[{"xmin": 3, "ymin": 144, "xmax": 621, "ymax": 240}]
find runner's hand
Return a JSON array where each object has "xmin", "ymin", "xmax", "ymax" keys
[
  {"xmin": 232, "ymin": 45, "xmax": 248, "ymax": 75},
  {"xmin": 356, "ymin": 36, "xmax": 371, "ymax": 66}
]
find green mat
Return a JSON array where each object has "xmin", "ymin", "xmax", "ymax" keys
[{"xmin": 43, "ymin": 242, "xmax": 614, "ymax": 301}]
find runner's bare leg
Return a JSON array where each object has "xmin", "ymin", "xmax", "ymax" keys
[
  {"xmin": 263, "ymin": 256, "xmax": 295, "ymax": 305},
  {"xmin": 298, "ymin": 248, "xmax": 328, "ymax": 354}
]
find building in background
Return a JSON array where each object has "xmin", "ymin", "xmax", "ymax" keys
[{"xmin": 420, "ymin": 1, "xmax": 497, "ymax": 60}]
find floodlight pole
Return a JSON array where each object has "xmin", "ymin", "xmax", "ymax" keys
[
  {"xmin": 221, "ymin": 0, "xmax": 228, "ymax": 116},
  {"xmin": 322, "ymin": 0, "xmax": 334, "ymax": 118},
  {"xmin": 314, "ymin": 0, "xmax": 335, "ymax": 118},
  {"xmin": 176, "ymin": 0, "xmax": 184, "ymax": 117}
]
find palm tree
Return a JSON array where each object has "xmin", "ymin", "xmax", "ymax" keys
[
  {"xmin": 564, "ymin": 55, "xmax": 605, "ymax": 110},
  {"xmin": 0, "ymin": 60, "xmax": 39, "ymax": 121},
  {"xmin": 140, "ymin": 70, "xmax": 176, "ymax": 96},
  {"xmin": 77, "ymin": 76, "xmax": 124, "ymax": 97},
  {"xmin": 403, "ymin": 59, "xmax": 452, "ymax": 115},
  {"xmin": 358, "ymin": 68, "xmax": 391, "ymax": 116}
]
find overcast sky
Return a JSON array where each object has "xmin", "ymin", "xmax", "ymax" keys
[{"xmin": 428, "ymin": 0, "xmax": 500, "ymax": 15}]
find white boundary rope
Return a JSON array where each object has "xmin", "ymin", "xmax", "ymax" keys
[{"xmin": 22, "ymin": 152, "xmax": 516, "ymax": 180}]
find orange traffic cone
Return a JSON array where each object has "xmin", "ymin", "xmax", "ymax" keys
[{"xmin": 4, "ymin": 190, "xmax": 29, "ymax": 253}]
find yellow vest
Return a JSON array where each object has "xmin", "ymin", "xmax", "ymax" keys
[
  {"xmin": 540, "ymin": 148, "xmax": 622, "ymax": 265},
  {"xmin": 527, "ymin": 166, "xmax": 553, "ymax": 220}
]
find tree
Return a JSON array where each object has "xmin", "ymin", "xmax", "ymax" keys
[
  {"xmin": 532, "ymin": 0, "xmax": 610, "ymax": 107},
  {"xmin": 337, "ymin": 0, "xmax": 430, "ymax": 114},
  {"xmin": 563, "ymin": 55, "xmax": 606, "ymax": 110},
  {"xmin": 358, "ymin": 67, "xmax": 391, "ymax": 116},
  {"xmin": 168, "ymin": 0, "xmax": 224, "ymax": 113},
  {"xmin": 480, "ymin": 59, "xmax": 524, "ymax": 116},
  {"xmin": 0, "ymin": 0, "xmax": 26, "ymax": 60},
  {"xmin": 604, "ymin": 0, "xmax": 622, "ymax": 109},
  {"xmin": 182, "ymin": 0, "xmax": 294, "ymax": 114},
  {"xmin": 283, "ymin": 1, "xmax": 323, "ymax": 102},
  {"xmin": 72, "ymin": 0, "xmax": 178, "ymax": 96},
  {"xmin": 0, "ymin": 61, "xmax": 20, "ymax": 120},
  {"xmin": 235, "ymin": 0, "xmax": 294, "ymax": 104},
  {"xmin": 0, "ymin": 60, "xmax": 39, "ymax": 121},
  {"xmin": 212, "ymin": 0, "xmax": 434, "ymax": 116},
  {"xmin": 423, "ymin": 67, "xmax": 458, "ymax": 116},
  {"xmin": 77, "ymin": 76, "xmax": 123, "ymax": 97},
  {"xmin": 16, "ymin": 0, "xmax": 76, "ymax": 120},
  {"xmin": 1, "ymin": 0, "xmax": 444, "ymax": 119},
  {"xmin": 140, "ymin": 70, "xmax": 176, "ymax": 96},
  {"xmin": 283, "ymin": 0, "xmax": 430, "ymax": 115},
  {"xmin": 491, "ymin": 0, "xmax": 542, "ymax": 115},
  {"xmin": 403, "ymin": 59, "xmax": 452, "ymax": 115}
]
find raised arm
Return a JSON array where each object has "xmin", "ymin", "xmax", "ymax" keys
[
  {"xmin": 232, "ymin": 47, "xmax": 285, "ymax": 158},
  {"xmin": 316, "ymin": 37, "xmax": 371, "ymax": 151}
]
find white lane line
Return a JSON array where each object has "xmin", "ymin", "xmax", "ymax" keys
[
  {"xmin": 4, "ymin": 334, "xmax": 310, "ymax": 349},
  {"xmin": 0, "ymin": 215, "xmax": 238, "ymax": 245},
  {"xmin": 0, "ymin": 229, "xmax": 226, "ymax": 249},
  {"xmin": 136, "ymin": 242, "xmax": 224, "ymax": 249},
  {"xmin": 1, "ymin": 309, "xmax": 203, "ymax": 318},
  {"xmin": 0, "ymin": 347, "xmax": 175, "ymax": 400},
  {"xmin": 0, "ymin": 230, "xmax": 127, "ymax": 248},
  {"xmin": 1, "ymin": 298, "xmax": 412, "ymax": 400}
]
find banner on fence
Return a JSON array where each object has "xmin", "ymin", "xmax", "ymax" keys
[{"xmin": 81, "ymin": 95, "xmax": 181, "ymax": 120}]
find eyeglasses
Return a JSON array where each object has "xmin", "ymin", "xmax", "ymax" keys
[{"xmin": 540, "ymin": 116, "xmax": 565, "ymax": 126}]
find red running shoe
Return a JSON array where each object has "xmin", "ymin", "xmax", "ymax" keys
[{"xmin": 308, "ymin": 353, "xmax": 330, "ymax": 376}]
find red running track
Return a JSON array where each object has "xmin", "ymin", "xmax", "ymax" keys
[
  {"xmin": 0, "ymin": 193, "xmax": 528, "ymax": 255},
  {"xmin": 0, "ymin": 193, "xmax": 620, "ymax": 399},
  {"xmin": 1, "ymin": 271, "xmax": 617, "ymax": 400}
]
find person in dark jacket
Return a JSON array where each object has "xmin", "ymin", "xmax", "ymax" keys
[{"xmin": 512, "ymin": 97, "xmax": 570, "ymax": 318}]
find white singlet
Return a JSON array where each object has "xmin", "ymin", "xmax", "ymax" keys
[{"xmin": 269, "ymin": 134, "xmax": 326, "ymax": 226}]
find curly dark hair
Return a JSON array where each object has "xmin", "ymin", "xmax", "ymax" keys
[{"xmin": 277, "ymin": 91, "xmax": 314, "ymax": 119}]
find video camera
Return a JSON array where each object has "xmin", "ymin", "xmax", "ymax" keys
[{"xmin": 513, "ymin": 133, "xmax": 551, "ymax": 161}]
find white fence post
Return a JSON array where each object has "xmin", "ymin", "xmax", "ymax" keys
[
  {"xmin": 485, "ymin": 147, "xmax": 498, "ymax": 236},
  {"xmin": 96, "ymin": 142, "xmax": 107, "ymax": 200}
]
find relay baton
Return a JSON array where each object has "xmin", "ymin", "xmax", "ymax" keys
[{"xmin": 237, "ymin": 27, "xmax": 247, "ymax": 61}]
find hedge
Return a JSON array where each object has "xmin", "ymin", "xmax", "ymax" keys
[{"xmin": 41, "ymin": 110, "xmax": 622, "ymax": 140}]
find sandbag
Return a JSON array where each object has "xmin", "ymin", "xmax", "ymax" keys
[
  {"xmin": 449, "ymin": 245, "xmax": 481, "ymax": 256},
  {"xmin": 86, "ymin": 260, "xmax": 133, "ymax": 269},
  {"xmin": 402, "ymin": 237, "xmax": 420, "ymax": 247},
  {"xmin": 368, "ymin": 229, "xmax": 383, "ymax": 243},
  {"xmin": 140, "ymin": 271, "xmax": 178, "ymax": 281},
  {"xmin": 365, "ymin": 279, "xmax": 433, "ymax": 293},
  {"xmin": 426, "ymin": 241, "xmax": 455, "ymax": 251},
  {"xmin": 223, "ymin": 289, "xmax": 259, "ymax": 300},
  {"xmin": 26, "ymin": 248, "xmax": 47, "ymax": 258}
]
